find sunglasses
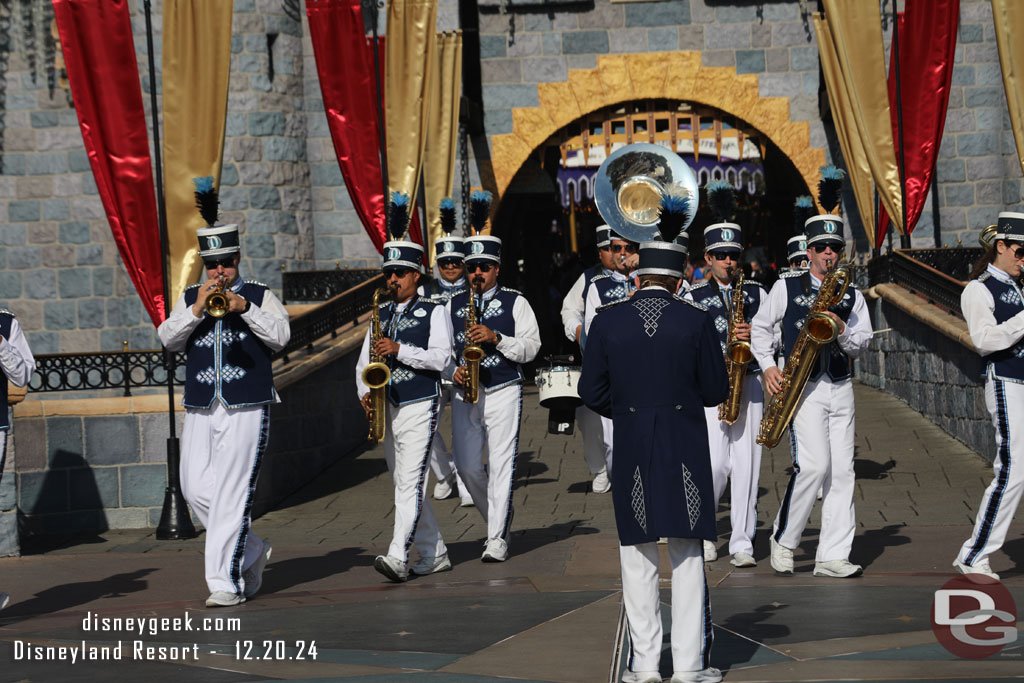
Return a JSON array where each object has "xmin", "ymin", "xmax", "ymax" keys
[
  {"xmin": 385, "ymin": 268, "xmax": 413, "ymax": 278},
  {"xmin": 710, "ymin": 252, "xmax": 741, "ymax": 261},
  {"xmin": 610, "ymin": 244, "xmax": 638, "ymax": 253},
  {"xmin": 1014, "ymin": 246, "xmax": 1024, "ymax": 260},
  {"xmin": 203, "ymin": 256, "xmax": 236, "ymax": 269},
  {"xmin": 467, "ymin": 263, "xmax": 494, "ymax": 273},
  {"xmin": 438, "ymin": 259, "xmax": 462, "ymax": 268},
  {"xmin": 811, "ymin": 244, "xmax": 841, "ymax": 254}
]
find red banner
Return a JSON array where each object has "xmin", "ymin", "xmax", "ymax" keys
[
  {"xmin": 877, "ymin": 0, "xmax": 960, "ymax": 247},
  {"xmin": 306, "ymin": 0, "xmax": 422, "ymax": 255},
  {"xmin": 53, "ymin": 0, "xmax": 165, "ymax": 325}
]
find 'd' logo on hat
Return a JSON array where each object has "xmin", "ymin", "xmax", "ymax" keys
[
  {"xmin": 721, "ymin": 228, "xmax": 735, "ymax": 242},
  {"xmin": 799, "ymin": 240, "xmax": 807, "ymax": 250},
  {"xmin": 471, "ymin": 242, "xmax": 484, "ymax": 255},
  {"xmin": 442, "ymin": 242, "xmax": 454, "ymax": 253},
  {"xmin": 387, "ymin": 247, "xmax": 401, "ymax": 260},
  {"xmin": 207, "ymin": 236, "xmax": 222, "ymax": 249},
  {"xmin": 823, "ymin": 222, "xmax": 838, "ymax": 234}
]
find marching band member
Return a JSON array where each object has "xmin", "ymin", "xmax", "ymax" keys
[
  {"xmin": 157, "ymin": 178, "xmax": 289, "ymax": 606},
  {"xmin": 580, "ymin": 191, "xmax": 727, "ymax": 683},
  {"xmin": 357, "ymin": 197, "xmax": 453, "ymax": 582},
  {"xmin": 0, "ymin": 305, "xmax": 35, "ymax": 614},
  {"xmin": 750, "ymin": 167, "xmax": 872, "ymax": 578},
  {"xmin": 418, "ymin": 198, "xmax": 473, "ymax": 507},
  {"xmin": 561, "ymin": 225, "xmax": 617, "ymax": 493},
  {"xmin": 448, "ymin": 191, "xmax": 541, "ymax": 562},
  {"xmin": 685, "ymin": 181, "xmax": 766, "ymax": 567},
  {"xmin": 953, "ymin": 213, "xmax": 1024, "ymax": 579}
]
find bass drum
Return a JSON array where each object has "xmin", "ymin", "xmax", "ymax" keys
[{"xmin": 536, "ymin": 365, "xmax": 582, "ymax": 410}]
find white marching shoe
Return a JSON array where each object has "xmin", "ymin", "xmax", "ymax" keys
[
  {"xmin": 703, "ymin": 540, "xmax": 718, "ymax": 562},
  {"xmin": 730, "ymin": 552, "xmax": 756, "ymax": 568},
  {"xmin": 482, "ymin": 538, "xmax": 509, "ymax": 562},
  {"xmin": 813, "ymin": 559, "xmax": 863, "ymax": 578},
  {"xmin": 433, "ymin": 475, "xmax": 455, "ymax": 500},
  {"xmin": 621, "ymin": 670, "xmax": 662, "ymax": 683},
  {"xmin": 373, "ymin": 554, "xmax": 409, "ymax": 582},
  {"xmin": 770, "ymin": 537, "xmax": 794, "ymax": 574},
  {"xmin": 206, "ymin": 590, "xmax": 245, "ymax": 608},
  {"xmin": 410, "ymin": 553, "xmax": 453, "ymax": 576},
  {"xmin": 592, "ymin": 468, "xmax": 611, "ymax": 494},
  {"xmin": 671, "ymin": 667, "xmax": 723, "ymax": 683},
  {"xmin": 953, "ymin": 558, "xmax": 999, "ymax": 580}
]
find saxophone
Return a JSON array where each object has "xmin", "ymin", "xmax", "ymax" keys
[
  {"xmin": 461, "ymin": 282, "xmax": 485, "ymax": 404},
  {"xmin": 361, "ymin": 286, "xmax": 394, "ymax": 443},
  {"xmin": 757, "ymin": 261, "xmax": 852, "ymax": 448},
  {"xmin": 718, "ymin": 268, "xmax": 753, "ymax": 424}
]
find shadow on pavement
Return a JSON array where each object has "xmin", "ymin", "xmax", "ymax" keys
[
  {"xmin": 854, "ymin": 523, "xmax": 910, "ymax": 569},
  {"xmin": 0, "ymin": 568, "xmax": 157, "ymax": 624},
  {"xmin": 713, "ymin": 602, "xmax": 792, "ymax": 668},
  {"xmin": 259, "ymin": 546, "xmax": 372, "ymax": 595},
  {"xmin": 270, "ymin": 449, "xmax": 388, "ymax": 511},
  {"xmin": 854, "ymin": 457, "xmax": 897, "ymax": 480},
  {"xmin": 445, "ymin": 521, "xmax": 600, "ymax": 566}
]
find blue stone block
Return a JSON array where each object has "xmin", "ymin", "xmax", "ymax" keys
[
  {"xmin": 562, "ymin": 31, "xmax": 610, "ymax": 55},
  {"xmin": 936, "ymin": 159, "xmax": 965, "ymax": 183},
  {"xmin": 30, "ymin": 111, "xmax": 59, "ymax": 128},
  {"xmin": 77, "ymin": 244, "xmax": 104, "ymax": 266},
  {"xmin": 82, "ymin": 173, "xmax": 98, "ymax": 195},
  {"xmin": 716, "ymin": 2, "xmax": 757, "ymax": 22},
  {"xmin": 28, "ymin": 154, "xmax": 68, "ymax": 175},
  {"xmin": 482, "ymin": 84, "xmax": 540, "ymax": 109},
  {"xmin": 249, "ymin": 186, "xmax": 282, "ymax": 209},
  {"xmin": 238, "ymin": 53, "xmax": 261, "ymax": 73},
  {"xmin": 625, "ymin": 0, "xmax": 689, "ymax": 28},
  {"xmin": 58, "ymin": 269, "xmax": 91, "ymax": 298},
  {"xmin": 120, "ymin": 464, "xmax": 168, "ymax": 508},
  {"xmin": 264, "ymin": 137, "xmax": 305, "ymax": 162},
  {"xmin": 225, "ymin": 113, "xmax": 248, "ymax": 137},
  {"xmin": 277, "ymin": 211, "xmax": 298, "ymax": 235},
  {"xmin": 221, "ymin": 163, "xmax": 239, "ymax": 186},
  {"xmin": 0, "ymin": 272, "xmax": 21, "ymax": 299},
  {"xmin": 0, "ymin": 475, "xmax": 15, "ymax": 511},
  {"xmin": 60, "ymin": 221, "xmax": 91, "ymax": 244},
  {"xmin": 9, "ymin": 201, "xmax": 40, "ymax": 222},
  {"xmin": 219, "ymin": 186, "xmax": 249, "ymax": 212},
  {"xmin": 18, "ymin": 470, "xmax": 69, "ymax": 514},
  {"xmin": 484, "ymin": 109, "xmax": 514, "ymax": 136},
  {"xmin": 93, "ymin": 268, "xmax": 114, "ymax": 297},
  {"xmin": 959, "ymin": 23, "xmax": 983, "ymax": 43},
  {"xmin": 480, "ymin": 35, "xmax": 507, "ymax": 59},
  {"xmin": 648, "ymin": 27, "xmax": 677, "ymax": 52},
  {"xmin": 231, "ymin": 34, "xmax": 243, "ymax": 53},
  {"xmin": 2, "ymin": 154, "xmax": 26, "ymax": 175},
  {"xmin": 249, "ymin": 112, "xmax": 286, "ymax": 136},
  {"xmin": 311, "ymin": 162, "xmax": 343, "ymax": 186},
  {"xmin": 944, "ymin": 183, "xmax": 975, "ymax": 206},
  {"xmin": 964, "ymin": 87, "xmax": 1003, "ymax": 108},
  {"xmin": 951, "ymin": 64, "xmax": 975, "ymax": 86},
  {"xmin": 26, "ymin": 331, "xmax": 58, "ymax": 353},
  {"xmin": 47, "ymin": 416, "xmax": 84, "ymax": 467},
  {"xmin": 248, "ymin": 210, "xmax": 276, "ymax": 233},
  {"xmin": 244, "ymin": 234, "xmax": 275, "ymax": 258},
  {"xmin": 69, "ymin": 466, "xmax": 120, "ymax": 510},
  {"xmin": 129, "ymin": 326, "xmax": 157, "ymax": 351},
  {"xmin": 0, "ymin": 225, "xmax": 25, "ymax": 246},
  {"xmin": 250, "ymin": 74, "xmax": 272, "ymax": 92},
  {"xmin": 790, "ymin": 46, "xmax": 818, "ymax": 72},
  {"xmin": 24, "ymin": 270, "xmax": 56, "ymax": 299},
  {"xmin": 736, "ymin": 50, "xmax": 766, "ymax": 75},
  {"xmin": 957, "ymin": 132, "xmax": 999, "ymax": 157},
  {"xmin": 8, "ymin": 247, "xmax": 41, "ymax": 270},
  {"xmin": 43, "ymin": 200, "xmax": 70, "ymax": 221},
  {"xmin": 244, "ymin": 34, "xmax": 266, "ymax": 53},
  {"xmin": 6, "ymin": 93, "xmax": 38, "ymax": 110},
  {"xmin": 68, "ymin": 149, "xmax": 91, "ymax": 173},
  {"xmin": 85, "ymin": 416, "xmax": 140, "ymax": 465},
  {"xmin": 45, "ymin": 300, "xmax": 77, "ymax": 329},
  {"xmin": 78, "ymin": 298, "xmax": 105, "ymax": 329},
  {"xmin": 266, "ymin": 14, "xmax": 302, "ymax": 37}
]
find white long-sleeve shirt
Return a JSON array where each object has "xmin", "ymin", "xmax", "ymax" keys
[
  {"xmin": 354, "ymin": 301, "xmax": 454, "ymax": 399},
  {"xmin": 157, "ymin": 277, "xmax": 291, "ymax": 354},
  {"xmin": 583, "ymin": 271, "xmax": 634, "ymax": 336},
  {"xmin": 443, "ymin": 285, "xmax": 541, "ymax": 380},
  {"xmin": 751, "ymin": 272, "xmax": 872, "ymax": 372},
  {"xmin": 1, "ymin": 315, "xmax": 36, "ymax": 388},
  {"xmin": 961, "ymin": 264, "xmax": 1024, "ymax": 356}
]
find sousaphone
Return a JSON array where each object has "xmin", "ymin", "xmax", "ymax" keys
[{"xmin": 594, "ymin": 143, "xmax": 700, "ymax": 243}]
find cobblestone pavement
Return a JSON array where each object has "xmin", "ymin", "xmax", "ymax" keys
[{"xmin": 1, "ymin": 382, "xmax": 1022, "ymax": 682}]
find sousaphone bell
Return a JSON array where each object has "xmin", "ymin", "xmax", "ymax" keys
[{"xmin": 594, "ymin": 142, "xmax": 700, "ymax": 243}]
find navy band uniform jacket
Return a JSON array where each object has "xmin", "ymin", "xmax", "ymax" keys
[{"xmin": 578, "ymin": 288, "xmax": 729, "ymax": 545}]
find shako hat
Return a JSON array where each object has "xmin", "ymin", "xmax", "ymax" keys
[
  {"xmin": 637, "ymin": 185, "xmax": 690, "ymax": 279},
  {"xmin": 194, "ymin": 176, "xmax": 240, "ymax": 259}
]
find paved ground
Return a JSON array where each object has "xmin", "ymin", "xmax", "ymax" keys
[{"xmin": 1, "ymin": 382, "xmax": 1023, "ymax": 682}]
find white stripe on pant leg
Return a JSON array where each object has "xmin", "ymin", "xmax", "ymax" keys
[
  {"xmin": 961, "ymin": 378, "xmax": 1024, "ymax": 566},
  {"xmin": 481, "ymin": 384, "xmax": 523, "ymax": 541},
  {"xmin": 666, "ymin": 538, "xmax": 707, "ymax": 674},
  {"xmin": 619, "ymin": 542, "xmax": 663, "ymax": 673},
  {"xmin": 817, "ymin": 380, "xmax": 857, "ymax": 562},
  {"xmin": 452, "ymin": 393, "xmax": 489, "ymax": 518},
  {"xmin": 728, "ymin": 374, "xmax": 763, "ymax": 555}
]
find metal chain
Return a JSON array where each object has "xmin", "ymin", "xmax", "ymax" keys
[{"xmin": 459, "ymin": 121, "xmax": 470, "ymax": 234}]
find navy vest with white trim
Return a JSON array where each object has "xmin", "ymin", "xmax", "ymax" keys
[
  {"xmin": 183, "ymin": 281, "xmax": 276, "ymax": 409},
  {"xmin": 581, "ymin": 263, "xmax": 604, "ymax": 301},
  {"xmin": 0, "ymin": 310, "xmax": 12, "ymax": 431},
  {"xmin": 979, "ymin": 272, "xmax": 1024, "ymax": 382},
  {"xmin": 451, "ymin": 287, "xmax": 523, "ymax": 391},
  {"xmin": 591, "ymin": 274, "xmax": 633, "ymax": 306},
  {"xmin": 688, "ymin": 279, "xmax": 764, "ymax": 373},
  {"xmin": 781, "ymin": 272, "xmax": 855, "ymax": 382},
  {"xmin": 379, "ymin": 297, "xmax": 442, "ymax": 405},
  {"xmin": 421, "ymin": 277, "xmax": 465, "ymax": 303}
]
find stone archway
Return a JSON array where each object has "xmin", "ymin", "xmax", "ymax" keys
[{"xmin": 489, "ymin": 51, "xmax": 826, "ymax": 208}]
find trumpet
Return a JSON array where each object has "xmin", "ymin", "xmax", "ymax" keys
[{"xmin": 206, "ymin": 277, "xmax": 229, "ymax": 318}]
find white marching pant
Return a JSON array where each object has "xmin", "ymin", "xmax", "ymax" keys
[
  {"xmin": 704, "ymin": 373, "xmax": 764, "ymax": 556},
  {"xmin": 381, "ymin": 397, "xmax": 447, "ymax": 563},
  {"xmin": 958, "ymin": 377, "xmax": 1024, "ymax": 567},
  {"xmin": 428, "ymin": 387, "xmax": 471, "ymax": 497},
  {"xmin": 578, "ymin": 405, "xmax": 612, "ymax": 475},
  {"xmin": 181, "ymin": 402, "xmax": 270, "ymax": 595},
  {"xmin": 772, "ymin": 377, "xmax": 856, "ymax": 562},
  {"xmin": 452, "ymin": 383, "xmax": 524, "ymax": 541},
  {"xmin": 601, "ymin": 416, "xmax": 615, "ymax": 477},
  {"xmin": 620, "ymin": 539, "xmax": 712, "ymax": 675}
]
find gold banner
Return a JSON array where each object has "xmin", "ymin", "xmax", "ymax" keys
[
  {"xmin": 385, "ymin": 0, "xmax": 438, "ymax": 239},
  {"xmin": 992, "ymin": 0, "xmax": 1024, "ymax": 176},
  {"xmin": 422, "ymin": 31, "xmax": 463, "ymax": 265},
  {"xmin": 822, "ymin": 0, "xmax": 904, "ymax": 235},
  {"xmin": 162, "ymin": 0, "xmax": 234, "ymax": 303},
  {"xmin": 814, "ymin": 14, "xmax": 876, "ymax": 246}
]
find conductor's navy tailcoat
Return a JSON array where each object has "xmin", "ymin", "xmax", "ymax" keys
[{"xmin": 579, "ymin": 288, "xmax": 729, "ymax": 545}]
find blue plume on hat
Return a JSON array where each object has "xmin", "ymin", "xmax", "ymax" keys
[
  {"xmin": 192, "ymin": 176, "xmax": 219, "ymax": 227},
  {"xmin": 817, "ymin": 165, "xmax": 846, "ymax": 214},
  {"xmin": 706, "ymin": 179, "xmax": 737, "ymax": 224},
  {"xmin": 794, "ymin": 195, "xmax": 815, "ymax": 234},
  {"xmin": 440, "ymin": 197, "xmax": 457, "ymax": 235},
  {"xmin": 469, "ymin": 190, "xmax": 492, "ymax": 235},
  {"xmin": 389, "ymin": 191, "xmax": 411, "ymax": 237},
  {"xmin": 657, "ymin": 187, "xmax": 690, "ymax": 243}
]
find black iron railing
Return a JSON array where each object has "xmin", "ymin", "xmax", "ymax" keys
[
  {"xmin": 27, "ymin": 273, "xmax": 385, "ymax": 393},
  {"xmin": 867, "ymin": 248, "xmax": 982, "ymax": 318},
  {"xmin": 30, "ymin": 350, "xmax": 187, "ymax": 395},
  {"xmin": 282, "ymin": 268, "xmax": 378, "ymax": 303}
]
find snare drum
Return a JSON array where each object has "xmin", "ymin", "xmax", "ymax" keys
[{"xmin": 536, "ymin": 365, "xmax": 582, "ymax": 410}]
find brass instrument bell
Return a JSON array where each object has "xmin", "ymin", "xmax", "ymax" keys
[{"xmin": 206, "ymin": 278, "xmax": 229, "ymax": 318}]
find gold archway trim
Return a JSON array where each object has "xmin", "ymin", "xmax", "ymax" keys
[{"xmin": 490, "ymin": 51, "xmax": 826, "ymax": 207}]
